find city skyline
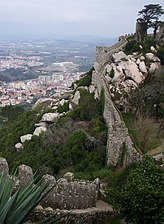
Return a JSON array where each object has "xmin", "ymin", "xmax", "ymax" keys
[{"xmin": 0, "ymin": 0, "xmax": 164, "ymax": 39}]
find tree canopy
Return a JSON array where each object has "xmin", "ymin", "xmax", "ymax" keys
[{"xmin": 137, "ymin": 4, "xmax": 164, "ymax": 38}]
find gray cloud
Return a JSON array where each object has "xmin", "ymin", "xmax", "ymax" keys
[{"xmin": 0, "ymin": 0, "xmax": 163, "ymax": 38}]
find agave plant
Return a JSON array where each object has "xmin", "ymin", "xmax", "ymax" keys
[{"xmin": 0, "ymin": 173, "xmax": 61, "ymax": 224}]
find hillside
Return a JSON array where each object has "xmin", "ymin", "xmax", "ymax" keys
[
  {"xmin": 0, "ymin": 39, "xmax": 163, "ymax": 176},
  {"xmin": 0, "ymin": 15, "xmax": 164, "ymax": 223}
]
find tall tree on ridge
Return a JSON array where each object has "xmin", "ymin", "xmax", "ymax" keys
[{"xmin": 137, "ymin": 4, "xmax": 164, "ymax": 39}]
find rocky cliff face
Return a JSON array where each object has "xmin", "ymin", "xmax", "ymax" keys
[{"xmin": 91, "ymin": 38, "xmax": 161, "ymax": 167}]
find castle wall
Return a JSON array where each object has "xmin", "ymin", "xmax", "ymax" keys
[
  {"xmin": 0, "ymin": 158, "xmax": 100, "ymax": 210},
  {"xmin": 92, "ymin": 41, "xmax": 142, "ymax": 167}
]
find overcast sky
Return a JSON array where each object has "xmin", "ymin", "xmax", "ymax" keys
[{"xmin": 0, "ymin": 0, "xmax": 163, "ymax": 39}]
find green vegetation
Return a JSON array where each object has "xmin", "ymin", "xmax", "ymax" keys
[
  {"xmin": 124, "ymin": 66, "xmax": 164, "ymax": 153},
  {"xmin": 137, "ymin": 4, "xmax": 164, "ymax": 39},
  {"xmin": 0, "ymin": 75, "xmax": 107, "ymax": 177},
  {"xmin": 108, "ymin": 157, "xmax": 164, "ymax": 224},
  {"xmin": 109, "ymin": 68, "xmax": 115, "ymax": 78},
  {"xmin": 124, "ymin": 39, "xmax": 158, "ymax": 55},
  {"xmin": 122, "ymin": 113, "xmax": 160, "ymax": 153},
  {"xmin": 75, "ymin": 168, "xmax": 112, "ymax": 181},
  {"xmin": 0, "ymin": 173, "xmax": 49, "ymax": 224},
  {"xmin": 0, "ymin": 68, "xmax": 39, "ymax": 82},
  {"xmin": 124, "ymin": 40, "xmax": 140, "ymax": 54},
  {"xmin": 72, "ymin": 67, "xmax": 93, "ymax": 89},
  {"xmin": 57, "ymin": 101, "xmax": 69, "ymax": 113},
  {"xmin": 0, "ymin": 105, "xmax": 24, "ymax": 122}
]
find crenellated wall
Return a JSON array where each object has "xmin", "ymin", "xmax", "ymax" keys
[{"xmin": 0, "ymin": 158, "xmax": 100, "ymax": 210}]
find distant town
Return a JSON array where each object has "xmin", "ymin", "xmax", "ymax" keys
[
  {"xmin": 0, "ymin": 39, "xmax": 96, "ymax": 107},
  {"xmin": 0, "ymin": 38, "xmax": 115, "ymax": 107},
  {"xmin": 0, "ymin": 69, "xmax": 82, "ymax": 107}
]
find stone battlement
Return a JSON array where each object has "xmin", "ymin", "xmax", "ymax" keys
[{"xmin": 0, "ymin": 157, "xmax": 101, "ymax": 210}]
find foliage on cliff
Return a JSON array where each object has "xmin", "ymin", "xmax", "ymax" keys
[
  {"xmin": 108, "ymin": 157, "xmax": 164, "ymax": 224},
  {"xmin": 0, "ymin": 82, "xmax": 107, "ymax": 177},
  {"xmin": 122, "ymin": 66, "xmax": 164, "ymax": 153}
]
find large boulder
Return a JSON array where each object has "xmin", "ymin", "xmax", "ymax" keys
[
  {"xmin": 125, "ymin": 60, "xmax": 144, "ymax": 84},
  {"xmin": 59, "ymin": 99, "xmax": 66, "ymax": 106},
  {"xmin": 72, "ymin": 91, "xmax": 80, "ymax": 105},
  {"xmin": 15, "ymin": 143, "xmax": 23, "ymax": 150},
  {"xmin": 150, "ymin": 46, "xmax": 157, "ymax": 53},
  {"xmin": 145, "ymin": 53, "xmax": 160, "ymax": 62},
  {"xmin": 89, "ymin": 85, "xmax": 95, "ymax": 94},
  {"xmin": 149, "ymin": 62, "xmax": 161, "ymax": 74},
  {"xmin": 112, "ymin": 51, "xmax": 128, "ymax": 63},
  {"xmin": 20, "ymin": 134, "xmax": 33, "ymax": 143},
  {"xmin": 32, "ymin": 98, "xmax": 58, "ymax": 109},
  {"xmin": 33, "ymin": 126, "xmax": 47, "ymax": 136},
  {"xmin": 139, "ymin": 61, "xmax": 148, "ymax": 74},
  {"xmin": 41, "ymin": 113, "xmax": 59, "ymax": 123}
]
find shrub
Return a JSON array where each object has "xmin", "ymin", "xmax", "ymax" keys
[
  {"xmin": 73, "ymin": 67, "xmax": 94, "ymax": 89},
  {"xmin": 75, "ymin": 168, "xmax": 112, "ymax": 181},
  {"xmin": 109, "ymin": 157, "xmax": 164, "ymax": 224},
  {"xmin": 57, "ymin": 101, "xmax": 69, "ymax": 113},
  {"xmin": 124, "ymin": 40, "xmax": 140, "ymax": 54},
  {"xmin": 109, "ymin": 68, "xmax": 115, "ymax": 78}
]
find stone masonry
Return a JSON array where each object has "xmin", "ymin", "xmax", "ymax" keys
[
  {"xmin": 0, "ymin": 158, "xmax": 100, "ymax": 210},
  {"xmin": 92, "ymin": 38, "xmax": 142, "ymax": 167}
]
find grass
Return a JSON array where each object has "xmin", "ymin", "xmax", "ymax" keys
[
  {"xmin": 122, "ymin": 113, "xmax": 161, "ymax": 153},
  {"xmin": 74, "ymin": 168, "xmax": 113, "ymax": 181}
]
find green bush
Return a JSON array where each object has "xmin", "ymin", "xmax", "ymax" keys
[
  {"xmin": 0, "ymin": 82, "xmax": 107, "ymax": 177},
  {"xmin": 124, "ymin": 40, "xmax": 140, "ymax": 54},
  {"xmin": 75, "ymin": 168, "xmax": 112, "ymax": 181},
  {"xmin": 0, "ymin": 105, "xmax": 24, "ymax": 121},
  {"xmin": 69, "ymin": 89, "xmax": 99, "ymax": 121},
  {"xmin": 73, "ymin": 67, "xmax": 94, "ymax": 89},
  {"xmin": 57, "ymin": 101, "xmax": 69, "ymax": 113},
  {"xmin": 109, "ymin": 157, "xmax": 164, "ymax": 224},
  {"xmin": 109, "ymin": 68, "xmax": 115, "ymax": 78}
]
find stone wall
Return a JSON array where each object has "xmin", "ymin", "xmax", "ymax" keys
[
  {"xmin": 0, "ymin": 158, "xmax": 100, "ymax": 210},
  {"xmin": 29, "ymin": 208, "xmax": 115, "ymax": 224},
  {"xmin": 92, "ymin": 39, "xmax": 142, "ymax": 167},
  {"xmin": 95, "ymin": 39, "xmax": 128, "ymax": 68},
  {"xmin": 42, "ymin": 174, "xmax": 100, "ymax": 210}
]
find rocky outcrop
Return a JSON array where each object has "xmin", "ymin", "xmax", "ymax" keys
[
  {"xmin": 101, "ymin": 49, "xmax": 161, "ymax": 110},
  {"xmin": 41, "ymin": 113, "xmax": 60, "ymax": 123},
  {"xmin": 92, "ymin": 41, "xmax": 146, "ymax": 167},
  {"xmin": 15, "ymin": 142, "xmax": 23, "ymax": 150},
  {"xmin": 20, "ymin": 134, "xmax": 33, "ymax": 143},
  {"xmin": 72, "ymin": 91, "xmax": 81, "ymax": 105},
  {"xmin": 32, "ymin": 98, "xmax": 59, "ymax": 110},
  {"xmin": 33, "ymin": 126, "xmax": 47, "ymax": 136}
]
